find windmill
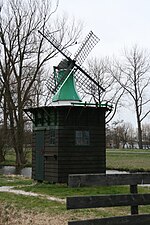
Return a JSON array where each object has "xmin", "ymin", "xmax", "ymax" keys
[
  {"xmin": 38, "ymin": 30, "xmax": 105, "ymax": 103},
  {"xmin": 25, "ymin": 30, "xmax": 110, "ymax": 183}
]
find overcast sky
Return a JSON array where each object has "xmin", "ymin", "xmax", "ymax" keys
[{"xmin": 57, "ymin": 0, "xmax": 150, "ymax": 57}]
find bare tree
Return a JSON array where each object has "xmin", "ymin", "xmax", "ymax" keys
[
  {"xmin": 0, "ymin": 0, "xmax": 82, "ymax": 166},
  {"xmin": 106, "ymin": 120, "xmax": 136, "ymax": 149},
  {"xmin": 81, "ymin": 57, "xmax": 125, "ymax": 123},
  {"xmin": 142, "ymin": 123, "xmax": 150, "ymax": 149},
  {"xmin": 115, "ymin": 45, "xmax": 150, "ymax": 149}
]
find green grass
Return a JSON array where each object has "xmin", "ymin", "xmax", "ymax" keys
[
  {"xmin": 0, "ymin": 148, "xmax": 32, "ymax": 166},
  {"xmin": 0, "ymin": 175, "xmax": 126, "ymax": 218},
  {"xmin": 1, "ymin": 150, "xmax": 16, "ymax": 166},
  {"xmin": 0, "ymin": 192, "xmax": 65, "ymax": 214},
  {"xmin": 15, "ymin": 182, "xmax": 131, "ymax": 198},
  {"xmin": 0, "ymin": 174, "xmax": 150, "ymax": 220},
  {"xmin": 0, "ymin": 174, "xmax": 33, "ymax": 186},
  {"xmin": 0, "ymin": 174, "xmax": 131, "ymax": 198},
  {"xmin": 106, "ymin": 149, "xmax": 150, "ymax": 172},
  {"xmin": 0, "ymin": 175, "xmax": 66, "ymax": 215}
]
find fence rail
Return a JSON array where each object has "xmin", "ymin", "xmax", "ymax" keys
[
  {"xmin": 68, "ymin": 173, "xmax": 150, "ymax": 187},
  {"xmin": 67, "ymin": 173, "xmax": 150, "ymax": 225}
]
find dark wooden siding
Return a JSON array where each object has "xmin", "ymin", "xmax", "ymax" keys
[
  {"xmin": 56, "ymin": 106, "xmax": 106, "ymax": 183},
  {"xmin": 32, "ymin": 132, "xmax": 36, "ymax": 179},
  {"xmin": 32, "ymin": 106, "xmax": 107, "ymax": 183},
  {"xmin": 44, "ymin": 129, "xmax": 58, "ymax": 182}
]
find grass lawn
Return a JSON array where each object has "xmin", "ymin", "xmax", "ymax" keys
[
  {"xmin": 106, "ymin": 148, "xmax": 150, "ymax": 172},
  {"xmin": 0, "ymin": 175, "xmax": 129, "ymax": 224},
  {"xmin": 0, "ymin": 174, "xmax": 150, "ymax": 225}
]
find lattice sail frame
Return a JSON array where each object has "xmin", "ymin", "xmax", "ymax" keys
[
  {"xmin": 44, "ymin": 30, "xmax": 72, "ymax": 59},
  {"xmin": 74, "ymin": 31, "xmax": 100, "ymax": 66}
]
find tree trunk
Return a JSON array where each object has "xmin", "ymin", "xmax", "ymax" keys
[
  {"xmin": 15, "ymin": 109, "xmax": 26, "ymax": 166},
  {"xmin": 136, "ymin": 109, "xmax": 143, "ymax": 149},
  {"xmin": 137, "ymin": 119, "xmax": 143, "ymax": 149},
  {"xmin": 15, "ymin": 147, "xmax": 26, "ymax": 167},
  {"xmin": 9, "ymin": 107, "xmax": 26, "ymax": 166},
  {"xmin": 0, "ymin": 149, "xmax": 5, "ymax": 163}
]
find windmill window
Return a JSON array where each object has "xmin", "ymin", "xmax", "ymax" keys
[{"xmin": 75, "ymin": 131, "xmax": 90, "ymax": 146}]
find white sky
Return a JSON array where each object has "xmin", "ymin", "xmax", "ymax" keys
[
  {"xmin": 57, "ymin": 0, "xmax": 150, "ymax": 57},
  {"xmin": 56, "ymin": 0, "xmax": 150, "ymax": 126}
]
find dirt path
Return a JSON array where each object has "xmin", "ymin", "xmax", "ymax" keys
[{"xmin": 0, "ymin": 186, "xmax": 65, "ymax": 203}]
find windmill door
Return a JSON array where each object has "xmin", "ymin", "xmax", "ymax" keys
[{"xmin": 35, "ymin": 130, "xmax": 45, "ymax": 181}]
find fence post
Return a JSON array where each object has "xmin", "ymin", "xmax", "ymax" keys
[{"xmin": 130, "ymin": 184, "xmax": 138, "ymax": 215}]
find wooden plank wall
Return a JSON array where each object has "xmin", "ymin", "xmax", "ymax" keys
[
  {"xmin": 44, "ymin": 130, "xmax": 58, "ymax": 183},
  {"xmin": 32, "ymin": 132, "xmax": 36, "ymax": 179},
  {"xmin": 57, "ymin": 107, "xmax": 106, "ymax": 183}
]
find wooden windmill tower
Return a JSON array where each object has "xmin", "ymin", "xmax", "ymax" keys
[{"xmin": 25, "ymin": 31, "xmax": 111, "ymax": 183}]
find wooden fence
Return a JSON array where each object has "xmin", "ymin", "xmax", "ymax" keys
[{"xmin": 67, "ymin": 173, "xmax": 150, "ymax": 225}]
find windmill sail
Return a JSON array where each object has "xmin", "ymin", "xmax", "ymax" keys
[
  {"xmin": 74, "ymin": 31, "xmax": 100, "ymax": 66},
  {"xmin": 74, "ymin": 66, "xmax": 105, "ymax": 92},
  {"xmin": 38, "ymin": 30, "xmax": 72, "ymax": 60},
  {"xmin": 45, "ymin": 70, "xmax": 57, "ymax": 94},
  {"xmin": 74, "ymin": 64, "xmax": 105, "ymax": 92}
]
